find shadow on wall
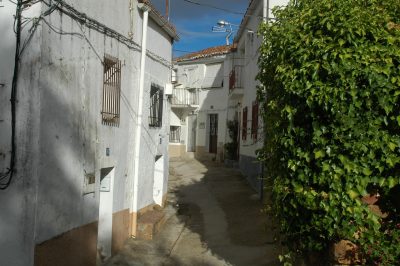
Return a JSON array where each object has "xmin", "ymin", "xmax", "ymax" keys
[
  {"xmin": 194, "ymin": 67, "xmax": 228, "ymax": 162},
  {"xmin": 33, "ymin": 75, "xmax": 102, "ymax": 266},
  {"xmin": 0, "ymin": 60, "xmax": 105, "ymax": 265}
]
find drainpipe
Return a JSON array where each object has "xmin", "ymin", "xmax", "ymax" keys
[
  {"xmin": 263, "ymin": 0, "xmax": 269, "ymax": 22},
  {"xmin": 131, "ymin": 2, "xmax": 150, "ymax": 237}
]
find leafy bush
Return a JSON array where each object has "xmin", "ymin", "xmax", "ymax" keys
[{"xmin": 257, "ymin": 0, "xmax": 400, "ymax": 264}]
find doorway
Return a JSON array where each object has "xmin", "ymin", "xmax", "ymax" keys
[
  {"xmin": 209, "ymin": 114, "xmax": 218, "ymax": 154},
  {"xmin": 97, "ymin": 167, "xmax": 115, "ymax": 260},
  {"xmin": 187, "ymin": 114, "xmax": 197, "ymax": 152},
  {"xmin": 153, "ymin": 155, "xmax": 164, "ymax": 206}
]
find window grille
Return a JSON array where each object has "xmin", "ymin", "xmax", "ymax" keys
[
  {"xmin": 102, "ymin": 54, "xmax": 121, "ymax": 127},
  {"xmin": 251, "ymin": 101, "xmax": 259, "ymax": 140},
  {"xmin": 242, "ymin": 106, "xmax": 248, "ymax": 141},
  {"xmin": 169, "ymin": 126, "xmax": 181, "ymax": 143},
  {"xmin": 149, "ymin": 83, "xmax": 163, "ymax": 127}
]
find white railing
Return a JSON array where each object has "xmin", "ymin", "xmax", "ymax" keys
[{"xmin": 171, "ymin": 88, "xmax": 199, "ymax": 106}]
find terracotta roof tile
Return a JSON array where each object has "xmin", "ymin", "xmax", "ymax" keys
[{"xmin": 175, "ymin": 44, "xmax": 236, "ymax": 62}]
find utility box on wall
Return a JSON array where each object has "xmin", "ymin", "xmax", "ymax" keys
[
  {"xmin": 83, "ymin": 173, "xmax": 96, "ymax": 194},
  {"xmin": 165, "ymin": 83, "xmax": 173, "ymax": 96}
]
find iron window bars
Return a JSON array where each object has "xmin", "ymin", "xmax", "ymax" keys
[
  {"xmin": 149, "ymin": 83, "xmax": 163, "ymax": 127},
  {"xmin": 102, "ymin": 54, "xmax": 121, "ymax": 127}
]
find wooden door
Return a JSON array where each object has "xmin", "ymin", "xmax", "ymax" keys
[{"xmin": 209, "ymin": 114, "xmax": 218, "ymax": 153}]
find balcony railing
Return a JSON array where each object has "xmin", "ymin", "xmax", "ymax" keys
[
  {"xmin": 229, "ymin": 65, "xmax": 243, "ymax": 93},
  {"xmin": 171, "ymin": 88, "xmax": 199, "ymax": 106}
]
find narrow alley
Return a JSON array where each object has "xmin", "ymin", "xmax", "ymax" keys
[{"xmin": 105, "ymin": 158, "xmax": 280, "ymax": 266}]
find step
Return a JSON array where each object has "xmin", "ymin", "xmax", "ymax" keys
[
  {"xmin": 136, "ymin": 209, "xmax": 166, "ymax": 240},
  {"xmin": 184, "ymin": 152, "xmax": 195, "ymax": 159}
]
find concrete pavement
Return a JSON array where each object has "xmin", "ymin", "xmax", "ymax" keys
[{"xmin": 104, "ymin": 158, "xmax": 281, "ymax": 266}]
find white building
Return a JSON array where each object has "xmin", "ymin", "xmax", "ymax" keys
[
  {"xmin": 0, "ymin": 0, "xmax": 178, "ymax": 265},
  {"xmin": 168, "ymin": 0, "xmax": 289, "ymax": 197},
  {"xmin": 229, "ymin": 0, "xmax": 289, "ymax": 195},
  {"xmin": 169, "ymin": 45, "xmax": 235, "ymax": 161}
]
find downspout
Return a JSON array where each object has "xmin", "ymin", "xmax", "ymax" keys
[
  {"xmin": 263, "ymin": 0, "xmax": 269, "ymax": 22},
  {"xmin": 131, "ymin": 2, "xmax": 150, "ymax": 237}
]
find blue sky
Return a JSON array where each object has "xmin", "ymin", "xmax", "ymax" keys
[{"xmin": 151, "ymin": 0, "xmax": 250, "ymax": 57}]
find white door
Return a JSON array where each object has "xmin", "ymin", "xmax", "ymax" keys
[
  {"xmin": 187, "ymin": 114, "xmax": 197, "ymax": 152},
  {"xmin": 97, "ymin": 167, "xmax": 115, "ymax": 260},
  {"xmin": 153, "ymin": 156, "xmax": 164, "ymax": 206}
]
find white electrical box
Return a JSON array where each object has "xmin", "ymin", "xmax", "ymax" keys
[
  {"xmin": 165, "ymin": 83, "xmax": 173, "ymax": 96},
  {"xmin": 171, "ymin": 74, "xmax": 177, "ymax": 84},
  {"xmin": 100, "ymin": 175, "xmax": 111, "ymax": 192}
]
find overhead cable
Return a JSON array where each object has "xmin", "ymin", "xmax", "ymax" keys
[{"xmin": 0, "ymin": 0, "xmax": 21, "ymax": 190}]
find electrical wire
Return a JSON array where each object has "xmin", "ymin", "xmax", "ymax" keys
[
  {"xmin": 173, "ymin": 48, "xmax": 196, "ymax": 53},
  {"xmin": 179, "ymin": 0, "xmax": 246, "ymax": 15},
  {"xmin": 176, "ymin": 0, "xmax": 277, "ymax": 20},
  {"xmin": 47, "ymin": 0, "xmax": 172, "ymax": 67},
  {"xmin": 1, "ymin": 0, "xmax": 175, "ymax": 189},
  {"xmin": 0, "ymin": 0, "xmax": 21, "ymax": 189}
]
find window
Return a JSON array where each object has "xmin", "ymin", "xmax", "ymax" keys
[
  {"xmin": 251, "ymin": 101, "xmax": 259, "ymax": 141},
  {"xmin": 169, "ymin": 126, "xmax": 181, "ymax": 143},
  {"xmin": 149, "ymin": 83, "xmax": 163, "ymax": 127},
  {"xmin": 102, "ymin": 54, "xmax": 121, "ymax": 127},
  {"xmin": 242, "ymin": 106, "xmax": 248, "ymax": 141},
  {"xmin": 202, "ymin": 63, "xmax": 224, "ymax": 88}
]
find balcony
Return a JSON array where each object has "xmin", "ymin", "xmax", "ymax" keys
[
  {"xmin": 229, "ymin": 65, "xmax": 244, "ymax": 99},
  {"xmin": 171, "ymin": 88, "xmax": 199, "ymax": 108}
]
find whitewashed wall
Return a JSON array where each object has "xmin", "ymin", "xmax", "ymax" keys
[
  {"xmin": 0, "ymin": 3, "xmax": 45, "ymax": 265},
  {"xmin": 0, "ymin": 0, "xmax": 173, "ymax": 264},
  {"xmin": 235, "ymin": 0, "xmax": 289, "ymax": 192},
  {"xmin": 174, "ymin": 56, "xmax": 229, "ymax": 155}
]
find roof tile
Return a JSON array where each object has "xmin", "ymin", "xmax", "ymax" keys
[{"xmin": 175, "ymin": 44, "xmax": 236, "ymax": 62}]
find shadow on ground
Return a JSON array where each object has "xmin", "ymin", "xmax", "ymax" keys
[
  {"xmin": 104, "ymin": 158, "xmax": 282, "ymax": 266},
  {"xmin": 167, "ymin": 159, "xmax": 281, "ymax": 266}
]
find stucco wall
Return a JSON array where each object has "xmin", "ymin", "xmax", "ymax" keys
[
  {"xmin": 0, "ymin": 0, "xmax": 173, "ymax": 264},
  {"xmin": 32, "ymin": 1, "xmax": 143, "ymax": 244},
  {"xmin": 0, "ymin": 3, "xmax": 43, "ymax": 265},
  {"xmin": 237, "ymin": 1, "xmax": 264, "ymax": 159},
  {"xmin": 235, "ymin": 0, "xmax": 289, "ymax": 194},
  {"xmin": 174, "ymin": 57, "xmax": 229, "ymax": 161},
  {"xmin": 196, "ymin": 87, "xmax": 228, "ymax": 148}
]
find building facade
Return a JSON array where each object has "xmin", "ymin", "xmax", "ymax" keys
[
  {"xmin": 0, "ymin": 0, "xmax": 177, "ymax": 265},
  {"xmin": 230, "ymin": 0, "xmax": 289, "ymax": 195},
  {"xmin": 169, "ymin": 45, "xmax": 235, "ymax": 162},
  {"xmin": 168, "ymin": 0, "xmax": 289, "ymax": 197}
]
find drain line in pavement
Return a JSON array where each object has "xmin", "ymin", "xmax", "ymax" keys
[{"xmin": 167, "ymin": 218, "xmax": 188, "ymax": 258}]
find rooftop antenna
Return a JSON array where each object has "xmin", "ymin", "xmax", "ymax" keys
[
  {"xmin": 212, "ymin": 20, "xmax": 256, "ymax": 45},
  {"xmin": 166, "ymin": 0, "xmax": 170, "ymax": 21},
  {"xmin": 212, "ymin": 20, "xmax": 236, "ymax": 45}
]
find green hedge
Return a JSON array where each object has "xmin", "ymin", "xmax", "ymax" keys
[{"xmin": 257, "ymin": 0, "xmax": 400, "ymax": 264}]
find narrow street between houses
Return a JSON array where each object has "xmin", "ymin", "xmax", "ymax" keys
[{"xmin": 105, "ymin": 158, "xmax": 281, "ymax": 266}]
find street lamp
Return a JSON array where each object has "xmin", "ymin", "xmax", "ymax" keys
[
  {"xmin": 212, "ymin": 20, "xmax": 255, "ymax": 45},
  {"xmin": 212, "ymin": 20, "xmax": 238, "ymax": 45}
]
